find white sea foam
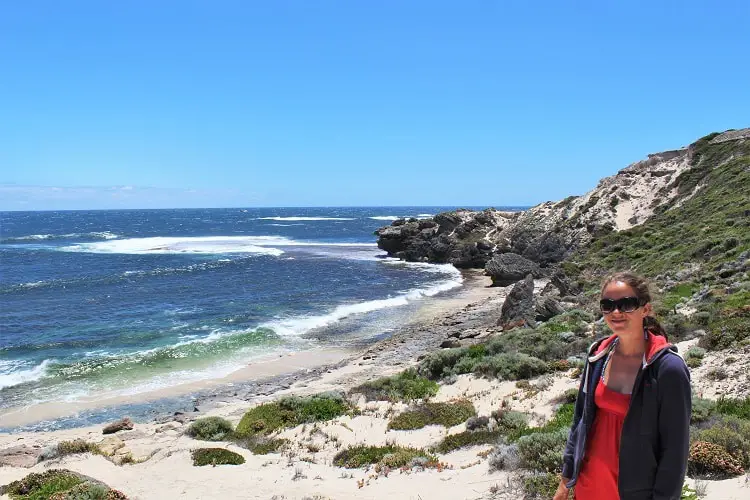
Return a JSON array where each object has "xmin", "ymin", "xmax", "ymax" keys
[
  {"xmin": 0, "ymin": 360, "xmax": 52, "ymax": 390},
  {"xmin": 369, "ymin": 216, "xmax": 403, "ymax": 221},
  {"xmin": 2, "ymin": 231, "xmax": 119, "ymax": 242},
  {"xmin": 60, "ymin": 236, "xmax": 286, "ymax": 256},
  {"xmin": 59, "ymin": 235, "xmax": 377, "ymax": 256},
  {"xmin": 263, "ymin": 266, "xmax": 463, "ymax": 336},
  {"xmin": 257, "ymin": 217, "xmax": 356, "ymax": 221},
  {"xmin": 417, "ymin": 214, "xmax": 434, "ymax": 217}
]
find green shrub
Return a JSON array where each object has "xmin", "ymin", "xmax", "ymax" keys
[
  {"xmin": 681, "ymin": 484, "xmax": 699, "ymax": 500},
  {"xmin": 688, "ymin": 441, "xmax": 745, "ymax": 478},
  {"xmin": 191, "ymin": 448, "xmax": 245, "ymax": 466},
  {"xmin": 2, "ymin": 470, "xmax": 93, "ymax": 500},
  {"xmin": 388, "ymin": 400, "xmax": 476, "ymax": 430},
  {"xmin": 686, "ymin": 357, "xmax": 702, "ymax": 368},
  {"xmin": 473, "ymin": 353, "xmax": 549, "ymax": 380},
  {"xmin": 433, "ymin": 430, "xmax": 502, "ymax": 453},
  {"xmin": 491, "ymin": 409, "xmax": 529, "ymax": 436},
  {"xmin": 235, "ymin": 392, "xmax": 350, "ymax": 438},
  {"xmin": 350, "ymin": 369, "xmax": 439, "ymax": 402},
  {"xmin": 693, "ymin": 416, "xmax": 750, "ymax": 468},
  {"xmin": 39, "ymin": 440, "xmax": 103, "ymax": 462},
  {"xmin": 685, "ymin": 346, "xmax": 706, "ymax": 359},
  {"xmin": 488, "ymin": 442, "xmax": 520, "ymax": 471},
  {"xmin": 716, "ymin": 396, "xmax": 750, "ymax": 420},
  {"xmin": 523, "ymin": 471, "xmax": 561, "ymax": 499},
  {"xmin": 516, "ymin": 429, "xmax": 568, "ymax": 472},
  {"xmin": 48, "ymin": 483, "xmax": 128, "ymax": 500},
  {"xmin": 332, "ymin": 445, "xmax": 435, "ymax": 468},
  {"xmin": 416, "ymin": 310, "xmax": 593, "ymax": 382},
  {"xmin": 510, "ymin": 403, "xmax": 574, "ymax": 441},
  {"xmin": 186, "ymin": 417, "xmax": 234, "ymax": 441},
  {"xmin": 691, "ymin": 397, "xmax": 716, "ymax": 424}
]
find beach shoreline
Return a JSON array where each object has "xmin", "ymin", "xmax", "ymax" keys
[{"xmin": 0, "ymin": 269, "xmax": 502, "ymax": 431}]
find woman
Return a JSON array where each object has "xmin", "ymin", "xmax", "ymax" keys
[{"xmin": 554, "ymin": 272, "xmax": 691, "ymax": 500}]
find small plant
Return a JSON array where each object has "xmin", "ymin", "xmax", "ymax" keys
[
  {"xmin": 691, "ymin": 397, "xmax": 716, "ymax": 424},
  {"xmin": 685, "ymin": 346, "xmax": 706, "ymax": 360},
  {"xmin": 707, "ymin": 367, "xmax": 728, "ymax": 381},
  {"xmin": 387, "ymin": 400, "xmax": 476, "ymax": 431},
  {"xmin": 687, "ymin": 357, "xmax": 703, "ymax": 368},
  {"xmin": 522, "ymin": 471, "xmax": 562, "ymax": 499},
  {"xmin": 488, "ymin": 442, "xmax": 520, "ymax": 472},
  {"xmin": 491, "ymin": 409, "xmax": 529, "ymax": 437},
  {"xmin": 191, "ymin": 448, "xmax": 246, "ymax": 466},
  {"xmin": 350, "ymin": 369, "xmax": 439, "ymax": 402},
  {"xmin": 681, "ymin": 484, "xmax": 698, "ymax": 500},
  {"xmin": 516, "ymin": 429, "xmax": 568, "ymax": 472},
  {"xmin": 186, "ymin": 416, "xmax": 234, "ymax": 441}
]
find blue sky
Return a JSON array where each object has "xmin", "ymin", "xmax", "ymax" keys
[{"xmin": 1, "ymin": 1, "xmax": 748, "ymax": 210}]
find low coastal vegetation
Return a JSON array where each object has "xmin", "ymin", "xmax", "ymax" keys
[
  {"xmin": 38, "ymin": 439, "xmax": 104, "ymax": 462},
  {"xmin": 186, "ymin": 416, "xmax": 234, "ymax": 441},
  {"xmin": 387, "ymin": 400, "xmax": 475, "ymax": 430},
  {"xmin": 332, "ymin": 444, "xmax": 436, "ymax": 469},
  {"xmin": 417, "ymin": 310, "xmax": 592, "ymax": 382},
  {"xmin": 564, "ymin": 135, "xmax": 750, "ymax": 350},
  {"xmin": 191, "ymin": 448, "xmax": 245, "ymax": 467},
  {"xmin": 350, "ymin": 368, "xmax": 439, "ymax": 402},
  {"xmin": 1, "ymin": 470, "xmax": 127, "ymax": 500},
  {"xmin": 234, "ymin": 392, "xmax": 351, "ymax": 438}
]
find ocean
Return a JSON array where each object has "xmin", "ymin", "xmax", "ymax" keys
[{"xmin": 0, "ymin": 207, "xmax": 517, "ymax": 431}]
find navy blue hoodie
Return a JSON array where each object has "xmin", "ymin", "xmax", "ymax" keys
[{"xmin": 561, "ymin": 332, "xmax": 691, "ymax": 500}]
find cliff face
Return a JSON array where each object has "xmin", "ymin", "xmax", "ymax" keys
[{"xmin": 375, "ymin": 128, "xmax": 749, "ymax": 277}]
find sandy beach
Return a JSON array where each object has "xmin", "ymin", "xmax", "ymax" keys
[{"xmin": 1, "ymin": 272, "xmax": 748, "ymax": 499}]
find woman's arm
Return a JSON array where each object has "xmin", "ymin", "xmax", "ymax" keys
[
  {"xmin": 561, "ymin": 359, "xmax": 588, "ymax": 482},
  {"xmin": 652, "ymin": 355, "xmax": 691, "ymax": 500}
]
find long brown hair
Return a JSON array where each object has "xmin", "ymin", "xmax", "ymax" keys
[{"xmin": 601, "ymin": 272, "xmax": 668, "ymax": 338}]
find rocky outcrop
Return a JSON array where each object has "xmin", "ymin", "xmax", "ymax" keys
[
  {"xmin": 374, "ymin": 135, "xmax": 722, "ymax": 273},
  {"xmin": 374, "ymin": 209, "xmax": 515, "ymax": 268},
  {"xmin": 499, "ymin": 275, "xmax": 536, "ymax": 329},
  {"xmin": 485, "ymin": 253, "xmax": 543, "ymax": 286}
]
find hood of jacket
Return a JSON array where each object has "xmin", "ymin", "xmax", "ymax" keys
[{"xmin": 588, "ymin": 331, "xmax": 675, "ymax": 368}]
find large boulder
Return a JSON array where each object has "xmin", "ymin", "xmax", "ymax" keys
[
  {"xmin": 485, "ymin": 253, "xmax": 543, "ymax": 286},
  {"xmin": 535, "ymin": 296, "xmax": 565, "ymax": 321},
  {"xmin": 499, "ymin": 274, "xmax": 536, "ymax": 328}
]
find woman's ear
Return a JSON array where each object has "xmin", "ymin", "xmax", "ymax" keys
[{"xmin": 643, "ymin": 303, "xmax": 653, "ymax": 316}]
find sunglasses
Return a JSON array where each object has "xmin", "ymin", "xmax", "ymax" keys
[{"xmin": 599, "ymin": 296, "xmax": 645, "ymax": 314}]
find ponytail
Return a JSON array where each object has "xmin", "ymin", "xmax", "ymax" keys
[{"xmin": 643, "ymin": 316, "xmax": 667, "ymax": 340}]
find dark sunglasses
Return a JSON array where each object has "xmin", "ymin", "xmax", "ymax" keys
[{"xmin": 599, "ymin": 296, "xmax": 645, "ymax": 314}]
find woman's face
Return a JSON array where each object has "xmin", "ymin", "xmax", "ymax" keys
[{"xmin": 601, "ymin": 281, "xmax": 652, "ymax": 336}]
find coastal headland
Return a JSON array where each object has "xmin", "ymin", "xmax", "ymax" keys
[{"xmin": 1, "ymin": 129, "xmax": 749, "ymax": 499}]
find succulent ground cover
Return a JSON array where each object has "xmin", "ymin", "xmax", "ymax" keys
[{"xmin": 1, "ymin": 470, "xmax": 127, "ymax": 500}]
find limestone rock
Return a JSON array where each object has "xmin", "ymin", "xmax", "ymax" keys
[
  {"xmin": 499, "ymin": 274, "xmax": 536, "ymax": 328},
  {"xmin": 484, "ymin": 253, "xmax": 543, "ymax": 286},
  {"xmin": 0, "ymin": 445, "xmax": 43, "ymax": 468},
  {"xmin": 535, "ymin": 296, "xmax": 565, "ymax": 321},
  {"xmin": 102, "ymin": 417, "xmax": 134, "ymax": 435}
]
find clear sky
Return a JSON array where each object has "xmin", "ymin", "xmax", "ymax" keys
[{"xmin": 1, "ymin": 1, "xmax": 748, "ymax": 211}]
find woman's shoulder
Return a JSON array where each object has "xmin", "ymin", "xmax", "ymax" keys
[{"xmin": 652, "ymin": 349, "xmax": 690, "ymax": 382}]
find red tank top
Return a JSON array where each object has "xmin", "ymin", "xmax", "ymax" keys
[{"xmin": 574, "ymin": 381, "xmax": 631, "ymax": 500}]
